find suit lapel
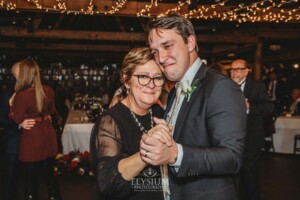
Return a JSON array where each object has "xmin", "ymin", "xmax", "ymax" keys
[
  {"xmin": 243, "ymin": 77, "xmax": 252, "ymax": 98},
  {"xmin": 173, "ymin": 63, "xmax": 209, "ymax": 140},
  {"xmin": 163, "ymin": 87, "xmax": 176, "ymax": 119}
]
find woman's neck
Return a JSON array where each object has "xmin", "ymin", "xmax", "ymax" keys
[{"xmin": 122, "ymin": 96, "xmax": 150, "ymax": 115}]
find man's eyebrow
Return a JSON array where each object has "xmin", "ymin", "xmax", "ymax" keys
[{"xmin": 161, "ymin": 40, "xmax": 172, "ymax": 46}]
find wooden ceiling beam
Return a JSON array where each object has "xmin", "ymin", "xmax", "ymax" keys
[
  {"xmin": 0, "ymin": 41, "xmax": 132, "ymax": 52},
  {"xmin": 53, "ymin": 15, "xmax": 65, "ymax": 29},
  {"xmin": 0, "ymin": 27, "xmax": 146, "ymax": 42},
  {"xmin": 32, "ymin": 13, "xmax": 42, "ymax": 30},
  {"xmin": 263, "ymin": 50, "xmax": 300, "ymax": 62},
  {"xmin": 0, "ymin": 27, "xmax": 260, "ymax": 43},
  {"xmin": 115, "ymin": 17, "xmax": 126, "ymax": 32}
]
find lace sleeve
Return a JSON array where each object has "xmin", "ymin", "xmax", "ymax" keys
[{"xmin": 92, "ymin": 114, "xmax": 133, "ymax": 198}]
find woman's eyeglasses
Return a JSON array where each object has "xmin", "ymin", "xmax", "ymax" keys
[{"xmin": 131, "ymin": 74, "xmax": 166, "ymax": 87}]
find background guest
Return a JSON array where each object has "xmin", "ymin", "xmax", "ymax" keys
[
  {"xmin": 230, "ymin": 59, "xmax": 274, "ymax": 200},
  {"xmin": 265, "ymin": 70, "xmax": 289, "ymax": 115},
  {"xmin": 288, "ymin": 88, "xmax": 300, "ymax": 116},
  {"xmin": 0, "ymin": 61, "xmax": 35, "ymax": 200},
  {"xmin": 9, "ymin": 58, "xmax": 61, "ymax": 200},
  {"xmin": 90, "ymin": 47, "xmax": 165, "ymax": 200}
]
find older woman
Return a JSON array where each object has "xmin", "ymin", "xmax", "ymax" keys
[
  {"xmin": 9, "ymin": 58, "xmax": 61, "ymax": 200},
  {"xmin": 90, "ymin": 47, "xmax": 168, "ymax": 200}
]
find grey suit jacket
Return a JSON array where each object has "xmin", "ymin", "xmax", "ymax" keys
[{"xmin": 166, "ymin": 64, "xmax": 247, "ymax": 200}]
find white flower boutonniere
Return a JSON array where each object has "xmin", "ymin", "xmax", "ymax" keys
[{"xmin": 182, "ymin": 79, "xmax": 199, "ymax": 102}]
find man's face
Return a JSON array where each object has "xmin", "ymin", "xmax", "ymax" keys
[
  {"xmin": 148, "ymin": 28, "xmax": 192, "ymax": 82},
  {"xmin": 230, "ymin": 60, "xmax": 249, "ymax": 83}
]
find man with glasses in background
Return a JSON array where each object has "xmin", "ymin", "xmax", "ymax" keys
[{"xmin": 230, "ymin": 59, "xmax": 274, "ymax": 200}]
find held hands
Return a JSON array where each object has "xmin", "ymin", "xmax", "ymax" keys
[{"xmin": 140, "ymin": 117, "xmax": 178, "ymax": 166}]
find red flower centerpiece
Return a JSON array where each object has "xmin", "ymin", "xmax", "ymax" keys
[{"xmin": 54, "ymin": 149, "xmax": 93, "ymax": 177}]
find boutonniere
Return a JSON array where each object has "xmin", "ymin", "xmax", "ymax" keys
[{"xmin": 181, "ymin": 79, "xmax": 199, "ymax": 102}]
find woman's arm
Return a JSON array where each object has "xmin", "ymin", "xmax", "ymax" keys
[
  {"xmin": 9, "ymin": 92, "xmax": 27, "ymax": 124},
  {"xmin": 94, "ymin": 114, "xmax": 147, "ymax": 197}
]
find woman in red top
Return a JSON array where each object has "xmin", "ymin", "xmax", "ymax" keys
[{"xmin": 9, "ymin": 58, "xmax": 61, "ymax": 200}]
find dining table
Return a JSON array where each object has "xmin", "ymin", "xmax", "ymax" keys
[
  {"xmin": 61, "ymin": 109, "xmax": 94, "ymax": 154},
  {"xmin": 273, "ymin": 116, "xmax": 300, "ymax": 154}
]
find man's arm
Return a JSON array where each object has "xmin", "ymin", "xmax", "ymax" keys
[{"xmin": 141, "ymin": 78, "xmax": 247, "ymax": 176}]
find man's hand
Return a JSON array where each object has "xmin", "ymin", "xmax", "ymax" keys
[
  {"xmin": 147, "ymin": 117, "xmax": 173, "ymax": 146},
  {"xmin": 140, "ymin": 135, "xmax": 178, "ymax": 166},
  {"xmin": 140, "ymin": 118, "xmax": 178, "ymax": 166},
  {"xmin": 20, "ymin": 119, "xmax": 35, "ymax": 130}
]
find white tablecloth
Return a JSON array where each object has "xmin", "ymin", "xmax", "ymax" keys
[
  {"xmin": 274, "ymin": 116, "xmax": 300, "ymax": 154},
  {"xmin": 61, "ymin": 110, "xmax": 94, "ymax": 153}
]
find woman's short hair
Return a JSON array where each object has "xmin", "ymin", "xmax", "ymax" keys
[{"xmin": 121, "ymin": 47, "xmax": 154, "ymax": 84}]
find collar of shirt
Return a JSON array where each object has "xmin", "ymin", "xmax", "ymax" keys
[
  {"xmin": 179, "ymin": 58, "xmax": 202, "ymax": 87},
  {"xmin": 238, "ymin": 77, "xmax": 247, "ymax": 91}
]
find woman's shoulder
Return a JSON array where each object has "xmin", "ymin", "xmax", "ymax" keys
[
  {"xmin": 43, "ymin": 85, "xmax": 54, "ymax": 92},
  {"xmin": 42, "ymin": 85, "xmax": 55, "ymax": 96},
  {"xmin": 106, "ymin": 102, "xmax": 128, "ymax": 118},
  {"xmin": 17, "ymin": 87, "xmax": 33, "ymax": 96}
]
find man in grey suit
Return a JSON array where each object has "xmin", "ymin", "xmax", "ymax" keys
[{"xmin": 140, "ymin": 14, "xmax": 247, "ymax": 200}]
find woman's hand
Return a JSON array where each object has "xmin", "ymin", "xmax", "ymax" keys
[{"xmin": 147, "ymin": 117, "xmax": 173, "ymax": 146}]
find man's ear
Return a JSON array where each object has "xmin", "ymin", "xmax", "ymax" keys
[{"xmin": 187, "ymin": 35, "xmax": 196, "ymax": 52}]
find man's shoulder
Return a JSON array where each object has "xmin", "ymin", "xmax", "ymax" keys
[
  {"xmin": 204, "ymin": 67, "xmax": 231, "ymax": 85},
  {"xmin": 246, "ymin": 78, "xmax": 267, "ymax": 88}
]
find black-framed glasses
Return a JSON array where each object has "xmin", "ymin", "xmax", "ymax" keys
[
  {"xmin": 131, "ymin": 74, "xmax": 166, "ymax": 87},
  {"xmin": 230, "ymin": 67, "xmax": 247, "ymax": 73}
]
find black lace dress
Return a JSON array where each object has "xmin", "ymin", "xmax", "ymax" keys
[{"xmin": 90, "ymin": 102, "xmax": 164, "ymax": 200}]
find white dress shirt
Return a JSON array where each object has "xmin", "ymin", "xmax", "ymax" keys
[{"xmin": 167, "ymin": 58, "xmax": 202, "ymax": 169}]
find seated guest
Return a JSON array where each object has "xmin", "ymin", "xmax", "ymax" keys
[
  {"xmin": 90, "ymin": 47, "xmax": 166, "ymax": 200},
  {"xmin": 289, "ymin": 88, "xmax": 300, "ymax": 116}
]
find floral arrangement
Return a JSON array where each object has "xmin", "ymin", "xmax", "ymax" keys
[{"xmin": 54, "ymin": 150, "xmax": 93, "ymax": 177}]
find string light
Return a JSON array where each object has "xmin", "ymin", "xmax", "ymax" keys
[
  {"xmin": 158, "ymin": 0, "xmax": 190, "ymax": 18},
  {"xmin": 137, "ymin": 0, "xmax": 158, "ymax": 17},
  {"xmin": 0, "ymin": 0, "xmax": 299, "ymax": 23},
  {"xmin": 105, "ymin": 0, "xmax": 127, "ymax": 15}
]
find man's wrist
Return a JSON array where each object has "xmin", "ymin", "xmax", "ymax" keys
[{"xmin": 170, "ymin": 144, "xmax": 178, "ymax": 164}]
